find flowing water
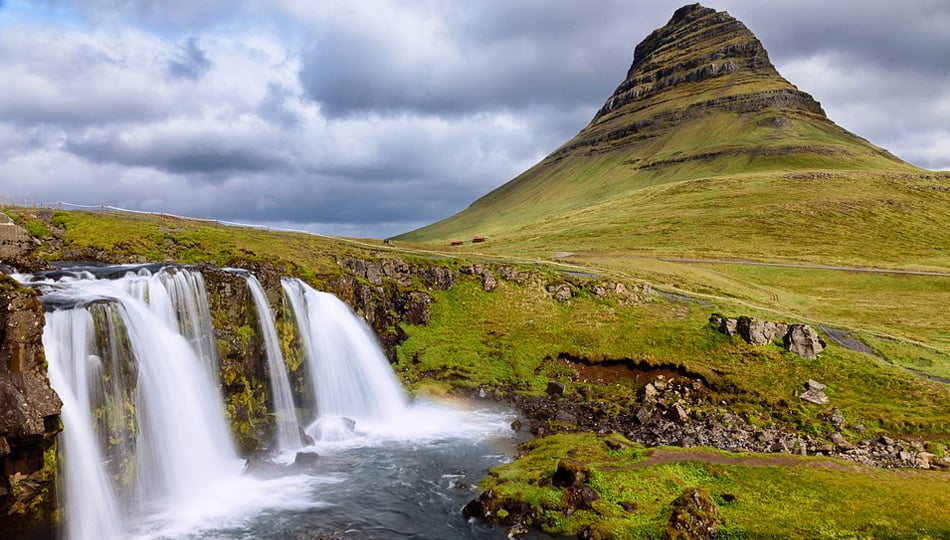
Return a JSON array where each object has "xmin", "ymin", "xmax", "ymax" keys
[
  {"xmin": 245, "ymin": 273, "xmax": 302, "ymax": 451},
  {"xmin": 22, "ymin": 265, "xmax": 524, "ymax": 540}
]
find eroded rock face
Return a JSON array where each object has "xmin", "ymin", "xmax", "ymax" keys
[
  {"xmin": 0, "ymin": 275, "xmax": 61, "ymax": 535},
  {"xmin": 557, "ymin": 3, "xmax": 827, "ymax": 160},
  {"xmin": 0, "ymin": 214, "xmax": 37, "ymax": 268}
]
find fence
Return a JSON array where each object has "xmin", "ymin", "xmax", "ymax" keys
[{"xmin": 3, "ymin": 199, "xmax": 335, "ymax": 240}]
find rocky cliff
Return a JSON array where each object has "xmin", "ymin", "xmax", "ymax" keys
[{"xmin": 0, "ymin": 276, "xmax": 61, "ymax": 537}]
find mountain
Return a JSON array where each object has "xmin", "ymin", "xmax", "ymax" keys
[{"xmin": 396, "ymin": 4, "xmax": 949, "ymax": 268}]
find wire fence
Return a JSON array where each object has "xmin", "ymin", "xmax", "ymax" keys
[{"xmin": 3, "ymin": 199, "xmax": 336, "ymax": 240}]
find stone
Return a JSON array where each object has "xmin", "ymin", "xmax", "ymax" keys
[
  {"xmin": 0, "ymin": 214, "xmax": 37, "ymax": 265},
  {"xmin": 719, "ymin": 317, "xmax": 739, "ymax": 337},
  {"xmin": 737, "ymin": 317, "xmax": 782, "ymax": 345},
  {"xmin": 552, "ymin": 458, "xmax": 590, "ymax": 488},
  {"xmin": 510, "ymin": 419, "xmax": 523, "ymax": 432},
  {"xmin": 546, "ymin": 380, "xmax": 566, "ymax": 396},
  {"xmin": 0, "ymin": 276, "xmax": 62, "ymax": 533},
  {"xmin": 799, "ymin": 388, "xmax": 829, "ymax": 405},
  {"xmin": 420, "ymin": 266, "xmax": 455, "ymax": 290},
  {"xmin": 619, "ymin": 501, "xmax": 639, "ymax": 512},
  {"xmin": 293, "ymin": 451, "xmax": 319, "ymax": 466},
  {"xmin": 667, "ymin": 403, "xmax": 690, "ymax": 423},
  {"xmin": 554, "ymin": 284, "xmax": 572, "ymax": 302},
  {"xmin": 405, "ymin": 291, "xmax": 431, "ymax": 325},
  {"xmin": 783, "ymin": 324, "xmax": 826, "ymax": 359},
  {"xmin": 916, "ymin": 452, "xmax": 935, "ymax": 469},
  {"xmin": 605, "ymin": 438, "xmax": 628, "ymax": 451},
  {"xmin": 642, "ymin": 383, "xmax": 659, "ymax": 403},
  {"xmin": 562, "ymin": 485, "xmax": 600, "ymax": 515},
  {"xmin": 462, "ymin": 490, "xmax": 495, "ymax": 520},
  {"xmin": 481, "ymin": 270, "xmax": 497, "ymax": 292},
  {"xmin": 805, "ymin": 379, "xmax": 827, "ymax": 391},
  {"xmin": 664, "ymin": 487, "xmax": 721, "ymax": 540},
  {"xmin": 634, "ymin": 406, "xmax": 653, "ymax": 425},
  {"xmin": 829, "ymin": 408, "xmax": 846, "ymax": 430}
]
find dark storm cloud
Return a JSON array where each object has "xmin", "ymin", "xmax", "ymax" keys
[
  {"xmin": 1, "ymin": 1, "xmax": 947, "ymax": 237},
  {"xmin": 167, "ymin": 38, "xmax": 212, "ymax": 81},
  {"xmin": 298, "ymin": 2, "xmax": 663, "ymax": 117}
]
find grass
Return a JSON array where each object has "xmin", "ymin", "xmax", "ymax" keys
[
  {"xmin": 395, "ymin": 272, "xmax": 950, "ymax": 436},
  {"xmin": 478, "ymin": 433, "xmax": 950, "ymax": 539}
]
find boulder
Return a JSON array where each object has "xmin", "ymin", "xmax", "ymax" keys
[
  {"xmin": 554, "ymin": 284, "xmax": 572, "ymax": 302},
  {"xmin": 737, "ymin": 317, "xmax": 783, "ymax": 345},
  {"xmin": 664, "ymin": 487, "xmax": 721, "ymax": 540},
  {"xmin": 719, "ymin": 317, "xmax": 739, "ymax": 337},
  {"xmin": 546, "ymin": 380, "xmax": 566, "ymax": 397},
  {"xmin": 462, "ymin": 489, "xmax": 496, "ymax": 520},
  {"xmin": 562, "ymin": 485, "xmax": 600, "ymax": 515},
  {"xmin": 783, "ymin": 324, "xmax": 826, "ymax": 359},
  {"xmin": 800, "ymin": 388, "xmax": 829, "ymax": 405},
  {"xmin": 552, "ymin": 458, "xmax": 590, "ymax": 488}
]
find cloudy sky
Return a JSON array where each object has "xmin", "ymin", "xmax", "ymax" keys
[{"xmin": 1, "ymin": 1, "xmax": 947, "ymax": 238}]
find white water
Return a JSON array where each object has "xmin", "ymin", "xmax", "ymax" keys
[
  {"xmin": 245, "ymin": 274, "xmax": 302, "ymax": 451},
  {"xmin": 28, "ymin": 266, "xmax": 520, "ymax": 539},
  {"xmin": 44, "ymin": 309, "xmax": 125, "ymax": 540},
  {"xmin": 34, "ymin": 268, "xmax": 284, "ymax": 539},
  {"xmin": 281, "ymin": 278, "xmax": 408, "ymax": 441}
]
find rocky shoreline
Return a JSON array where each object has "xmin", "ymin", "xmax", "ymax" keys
[{"xmin": 470, "ymin": 372, "xmax": 946, "ymax": 472}]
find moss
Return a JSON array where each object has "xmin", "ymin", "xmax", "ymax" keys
[
  {"xmin": 236, "ymin": 324, "xmax": 255, "ymax": 355},
  {"xmin": 23, "ymin": 219, "xmax": 50, "ymax": 239},
  {"xmin": 473, "ymin": 433, "xmax": 950, "ymax": 538}
]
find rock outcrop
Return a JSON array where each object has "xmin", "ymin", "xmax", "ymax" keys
[
  {"xmin": 0, "ymin": 275, "xmax": 61, "ymax": 536},
  {"xmin": 528, "ymin": 1, "xmax": 883, "ymax": 170},
  {"xmin": 710, "ymin": 314, "xmax": 825, "ymax": 359},
  {"xmin": 784, "ymin": 324, "xmax": 826, "ymax": 360},
  {"xmin": 0, "ymin": 214, "xmax": 37, "ymax": 269}
]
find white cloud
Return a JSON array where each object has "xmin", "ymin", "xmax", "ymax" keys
[{"xmin": 0, "ymin": 0, "xmax": 947, "ymax": 239}]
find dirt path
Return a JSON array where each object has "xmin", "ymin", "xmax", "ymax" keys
[{"xmin": 635, "ymin": 256, "xmax": 950, "ymax": 277}]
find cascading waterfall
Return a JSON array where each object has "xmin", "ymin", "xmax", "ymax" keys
[
  {"xmin": 22, "ymin": 264, "xmax": 517, "ymax": 539},
  {"xmin": 281, "ymin": 278, "xmax": 408, "ymax": 441},
  {"xmin": 44, "ymin": 308, "xmax": 126, "ymax": 540},
  {"xmin": 35, "ymin": 268, "xmax": 242, "ymax": 539},
  {"xmin": 245, "ymin": 274, "xmax": 302, "ymax": 451}
]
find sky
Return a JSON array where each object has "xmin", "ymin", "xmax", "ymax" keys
[{"xmin": 0, "ymin": 1, "xmax": 947, "ymax": 238}]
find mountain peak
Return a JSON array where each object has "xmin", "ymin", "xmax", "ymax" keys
[
  {"xmin": 589, "ymin": 4, "xmax": 817, "ymax": 132},
  {"xmin": 397, "ymin": 4, "xmax": 914, "ymax": 245}
]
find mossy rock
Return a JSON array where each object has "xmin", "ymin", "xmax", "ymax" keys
[{"xmin": 664, "ymin": 487, "xmax": 722, "ymax": 540}]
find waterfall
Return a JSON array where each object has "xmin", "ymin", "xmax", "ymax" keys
[
  {"xmin": 44, "ymin": 309, "xmax": 125, "ymax": 540},
  {"xmin": 245, "ymin": 274, "xmax": 302, "ymax": 451},
  {"xmin": 27, "ymin": 265, "xmax": 426, "ymax": 538},
  {"xmin": 281, "ymin": 278, "xmax": 408, "ymax": 441},
  {"xmin": 36, "ymin": 268, "xmax": 242, "ymax": 539}
]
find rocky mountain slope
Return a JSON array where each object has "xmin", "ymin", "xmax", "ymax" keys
[{"xmin": 396, "ymin": 4, "xmax": 948, "ymax": 269}]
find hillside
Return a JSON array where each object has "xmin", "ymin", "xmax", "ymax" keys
[{"xmin": 396, "ymin": 4, "xmax": 949, "ymax": 270}]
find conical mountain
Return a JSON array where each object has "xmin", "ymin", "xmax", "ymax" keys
[{"xmin": 398, "ymin": 5, "xmax": 948, "ymax": 268}]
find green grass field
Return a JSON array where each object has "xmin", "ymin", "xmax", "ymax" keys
[{"xmin": 477, "ymin": 433, "xmax": 950, "ymax": 539}]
